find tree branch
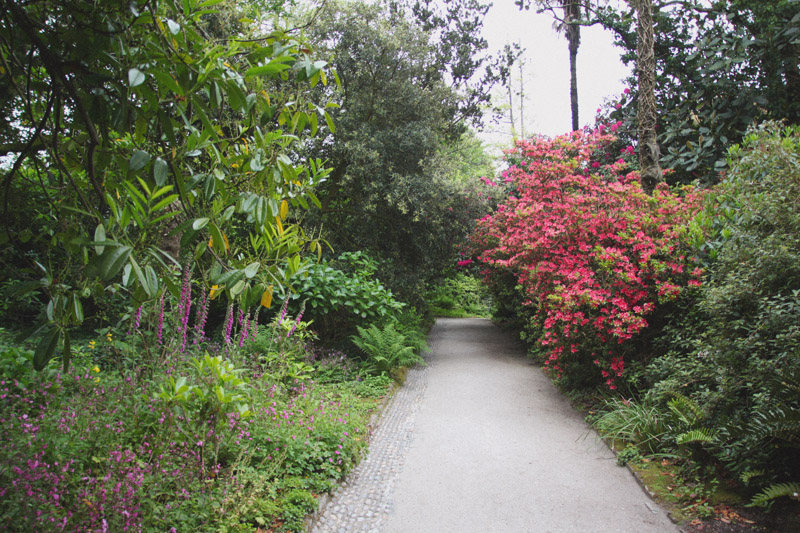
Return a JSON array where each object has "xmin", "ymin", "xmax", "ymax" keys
[{"xmin": 7, "ymin": 1, "xmax": 105, "ymax": 205}]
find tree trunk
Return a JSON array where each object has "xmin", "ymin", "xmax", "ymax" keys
[
  {"xmin": 564, "ymin": 1, "xmax": 581, "ymax": 132},
  {"xmin": 634, "ymin": 0, "xmax": 662, "ymax": 195},
  {"xmin": 519, "ymin": 59, "xmax": 526, "ymax": 138},
  {"xmin": 569, "ymin": 40, "xmax": 579, "ymax": 131}
]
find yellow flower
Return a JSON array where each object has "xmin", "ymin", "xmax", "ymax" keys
[
  {"xmin": 88, "ymin": 340, "xmax": 96, "ymax": 350},
  {"xmin": 92, "ymin": 365, "xmax": 100, "ymax": 373},
  {"xmin": 209, "ymin": 284, "xmax": 221, "ymax": 300},
  {"xmin": 260, "ymin": 286, "xmax": 274, "ymax": 308},
  {"xmin": 94, "ymin": 377, "xmax": 100, "ymax": 383}
]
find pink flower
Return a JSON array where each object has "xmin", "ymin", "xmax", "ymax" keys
[{"xmin": 623, "ymin": 88, "xmax": 630, "ymax": 94}]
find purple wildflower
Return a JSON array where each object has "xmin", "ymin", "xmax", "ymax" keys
[
  {"xmin": 193, "ymin": 289, "xmax": 209, "ymax": 345},
  {"xmin": 157, "ymin": 294, "xmax": 164, "ymax": 345},
  {"xmin": 238, "ymin": 311, "xmax": 250, "ymax": 348},
  {"xmin": 223, "ymin": 303, "xmax": 234, "ymax": 345},
  {"xmin": 287, "ymin": 301, "xmax": 306, "ymax": 338},
  {"xmin": 178, "ymin": 262, "xmax": 192, "ymax": 353}
]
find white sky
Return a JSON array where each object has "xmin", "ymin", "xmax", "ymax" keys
[{"xmin": 478, "ymin": 1, "xmax": 632, "ymax": 145}]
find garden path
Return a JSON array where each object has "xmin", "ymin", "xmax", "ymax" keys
[{"xmin": 311, "ymin": 318, "xmax": 677, "ymax": 533}]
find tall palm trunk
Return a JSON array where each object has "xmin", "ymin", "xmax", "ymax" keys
[
  {"xmin": 568, "ymin": 35, "xmax": 579, "ymax": 131},
  {"xmin": 564, "ymin": 0, "xmax": 581, "ymax": 132},
  {"xmin": 634, "ymin": 0, "xmax": 662, "ymax": 194}
]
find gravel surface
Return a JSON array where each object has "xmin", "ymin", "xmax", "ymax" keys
[{"xmin": 310, "ymin": 318, "xmax": 677, "ymax": 533}]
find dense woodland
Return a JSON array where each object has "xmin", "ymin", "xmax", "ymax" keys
[{"xmin": 0, "ymin": 0, "xmax": 798, "ymax": 530}]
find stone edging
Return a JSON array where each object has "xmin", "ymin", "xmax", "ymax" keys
[{"xmin": 303, "ymin": 384, "xmax": 399, "ymax": 531}]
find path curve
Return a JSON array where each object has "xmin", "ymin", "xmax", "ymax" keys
[{"xmin": 311, "ymin": 318, "xmax": 677, "ymax": 533}]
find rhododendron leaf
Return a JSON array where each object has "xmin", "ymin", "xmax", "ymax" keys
[{"xmin": 33, "ymin": 326, "xmax": 60, "ymax": 371}]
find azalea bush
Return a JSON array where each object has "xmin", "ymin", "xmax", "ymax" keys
[{"xmin": 469, "ymin": 131, "xmax": 706, "ymax": 388}]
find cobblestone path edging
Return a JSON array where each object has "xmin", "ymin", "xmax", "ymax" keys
[{"xmin": 306, "ymin": 334, "xmax": 436, "ymax": 533}]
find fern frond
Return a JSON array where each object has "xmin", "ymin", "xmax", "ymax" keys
[
  {"xmin": 774, "ymin": 366, "xmax": 800, "ymax": 396},
  {"xmin": 749, "ymin": 482, "xmax": 800, "ymax": 507},
  {"xmin": 676, "ymin": 428, "xmax": 717, "ymax": 445},
  {"xmin": 747, "ymin": 408, "xmax": 800, "ymax": 442},
  {"xmin": 351, "ymin": 323, "xmax": 425, "ymax": 375},
  {"xmin": 740, "ymin": 470, "xmax": 765, "ymax": 485},
  {"xmin": 667, "ymin": 392, "xmax": 704, "ymax": 427}
]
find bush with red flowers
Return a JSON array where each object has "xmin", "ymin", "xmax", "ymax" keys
[{"xmin": 469, "ymin": 131, "xmax": 705, "ymax": 388}]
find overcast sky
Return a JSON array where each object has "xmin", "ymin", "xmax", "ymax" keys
[{"xmin": 478, "ymin": 1, "xmax": 632, "ymax": 145}]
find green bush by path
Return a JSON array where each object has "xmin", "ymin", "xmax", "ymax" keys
[
  {"xmin": 595, "ymin": 123, "xmax": 800, "ymax": 508},
  {"xmin": 426, "ymin": 273, "xmax": 493, "ymax": 318},
  {"xmin": 289, "ymin": 252, "xmax": 404, "ymax": 343}
]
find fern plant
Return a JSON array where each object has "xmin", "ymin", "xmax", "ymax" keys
[
  {"xmin": 667, "ymin": 392, "xmax": 718, "ymax": 447},
  {"xmin": 351, "ymin": 323, "xmax": 425, "ymax": 376},
  {"xmin": 742, "ymin": 367, "xmax": 800, "ymax": 507},
  {"xmin": 750, "ymin": 482, "xmax": 800, "ymax": 508}
]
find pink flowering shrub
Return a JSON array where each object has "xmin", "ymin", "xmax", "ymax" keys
[{"xmin": 469, "ymin": 131, "xmax": 705, "ymax": 387}]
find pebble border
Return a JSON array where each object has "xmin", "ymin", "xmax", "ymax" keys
[{"xmin": 305, "ymin": 340, "xmax": 436, "ymax": 532}]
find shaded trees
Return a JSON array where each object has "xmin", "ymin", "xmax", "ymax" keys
[
  {"xmin": 304, "ymin": 0, "xmax": 510, "ymax": 302},
  {"xmin": 595, "ymin": 0, "xmax": 800, "ymax": 184},
  {"xmin": 0, "ymin": 0, "xmax": 333, "ymax": 367}
]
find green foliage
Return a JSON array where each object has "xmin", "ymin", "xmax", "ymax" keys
[
  {"xmin": 351, "ymin": 323, "xmax": 425, "ymax": 377},
  {"xmin": 343, "ymin": 373, "xmax": 394, "ymax": 399},
  {"xmin": 594, "ymin": 398, "xmax": 668, "ymax": 455},
  {"xmin": 594, "ymin": 1, "xmax": 800, "ymax": 184},
  {"xmin": 675, "ymin": 428, "xmax": 718, "ymax": 446},
  {"xmin": 391, "ymin": 307, "xmax": 431, "ymax": 355},
  {"xmin": 0, "ymin": 0, "xmax": 333, "ymax": 370},
  {"xmin": 750, "ymin": 483, "xmax": 800, "ymax": 508},
  {"xmin": 616, "ymin": 444, "xmax": 643, "ymax": 467},
  {"xmin": 0, "ymin": 345, "xmax": 39, "ymax": 388},
  {"xmin": 426, "ymin": 273, "xmax": 493, "ymax": 317},
  {"xmin": 157, "ymin": 354, "xmax": 252, "ymax": 430},
  {"xmin": 631, "ymin": 123, "xmax": 800, "ymax": 494},
  {"xmin": 291, "ymin": 252, "xmax": 404, "ymax": 341}
]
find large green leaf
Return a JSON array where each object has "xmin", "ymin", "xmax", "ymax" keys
[
  {"xmin": 246, "ymin": 63, "xmax": 291, "ymax": 77},
  {"xmin": 33, "ymin": 326, "xmax": 60, "ymax": 371},
  {"xmin": 128, "ymin": 68, "xmax": 146, "ymax": 87},
  {"xmin": 129, "ymin": 150, "xmax": 151, "ymax": 172},
  {"xmin": 153, "ymin": 157, "xmax": 169, "ymax": 186},
  {"xmin": 244, "ymin": 261, "xmax": 260, "ymax": 279},
  {"xmin": 94, "ymin": 224, "xmax": 106, "ymax": 255},
  {"xmin": 99, "ymin": 245, "xmax": 132, "ymax": 280}
]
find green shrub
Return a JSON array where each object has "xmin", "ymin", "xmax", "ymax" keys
[
  {"xmin": 594, "ymin": 398, "xmax": 669, "ymax": 455},
  {"xmin": 351, "ymin": 323, "xmax": 425, "ymax": 377},
  {"xmin": 648, "ymin": 122, "xmax": 800, "ymax": 496},
  {"xmin": 426, "ymin": 273, "xmax": 493, "ymax": 317},
  {"xmin": 290, "ymin": 252, "xmax": 404, "ymax": 342},
  {"xmin": 345, "ymin": 373, "xmax": 394, "ymax": 398}
]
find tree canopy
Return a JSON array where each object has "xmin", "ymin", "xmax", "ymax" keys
[
  {"xmin": 302, "ymin": 0, "xmax": 509, "ymax": 302},
  {"xmin": 0, "ymin": 0, "xmax": 335, "ymax": 367},
  {"xmin": 594, "ymin": 0, "xmax": 800, "ymax": 184}
]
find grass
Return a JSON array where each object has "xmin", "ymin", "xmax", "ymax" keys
[{"xmin": 428, "ymin": 306, "xmax": 489, "ymax": 318}]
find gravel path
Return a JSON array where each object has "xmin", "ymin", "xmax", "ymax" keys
[{"xmin": 310, "ymin": 318, "xmax": 677, "ymax": 533}]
